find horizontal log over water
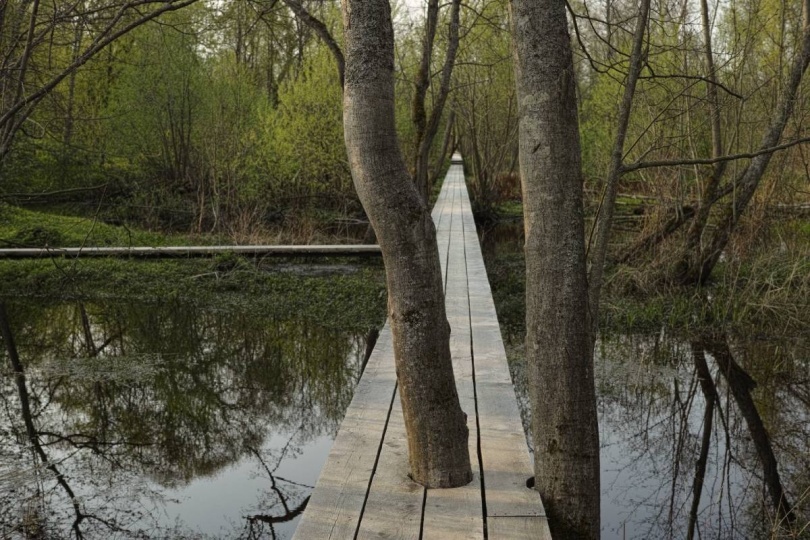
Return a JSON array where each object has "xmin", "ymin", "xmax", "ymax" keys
[{"xmin": 0, "ymin": 245, "xmax": 382, "ymax": 259}]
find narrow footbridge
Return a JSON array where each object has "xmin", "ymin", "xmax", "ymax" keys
[{"xmin": 293, "ymin": 157, "xmax": 550, "ymax": 539}]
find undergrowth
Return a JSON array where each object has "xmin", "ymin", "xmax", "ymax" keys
[
  {"xmin": 0, "ymin": 204, "xmax": 202, "ymax": 248},
  {"xmin": 483, "ymin": 217, "xmax": 810, "ymax": 339}
]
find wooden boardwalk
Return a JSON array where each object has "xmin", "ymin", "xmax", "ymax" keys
[{"xmin": 293, "ymin": 157, "xmax": 550, "ymax": 539}]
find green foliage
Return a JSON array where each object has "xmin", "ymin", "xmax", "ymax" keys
[
  {"xmin": 267, "ymin": 48, "xmax": 350, "ymax": 203},
  {"xmin": 0, "ymin": 204, "xmax": 194, "ymax": 248},
  {"xmin": 0, "ymin": 257, "xmax": 387, "ymax": 332},
  {"xmin": 482, "ymin": 217, "xmax": 810, "ymax": 339},
  {"xmin": 495, "ymin": 200, "xmax": 524, "ymax": 220},
  {"xmin": 578, "ymin": 71, "xmax": 621, "ymax": 183},
  {"xmin": 452, "ymin": 0, "xmax": 518, "ymax": 212}
]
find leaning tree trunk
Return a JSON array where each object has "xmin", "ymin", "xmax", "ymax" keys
[
  {"xmin": 588, "ymin": 0, "xmax": 650, "ymax": 329},
  {"xmin": 704, "ymin": 335, "xmax": 796, "ymax": 525},
  {"xmin": 341, "ymin": 0, "xmax": 472, "ymax": 488},
  {"xmin": 682, "ymin": 0, "xmax": 810, "ymax": 284},
  {"xmin": 510, "ymin": 1, "xmax": 600, "ymax": 538}
]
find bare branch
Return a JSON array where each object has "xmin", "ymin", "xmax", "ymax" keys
[
  {"xmin": 621, "ymin": 136, "xmax": 810, "ymax": 173},
  {"xmin": 282, "ymin": 0, "xmax": 344, "ymax": 88}
]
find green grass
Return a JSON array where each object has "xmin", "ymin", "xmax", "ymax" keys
[
  {"xmin": 482, "ymin": 222, "xmax": 810, "ymax": 340},
  {"xmin": 0, "ymin": 204, "xmax": 209, "ymax": 248},
  {"xmin": 495, "ymin": 200, "xmax": 524, "ymax": 220},
  {"xmin": 0, "ymin": 204, "xmax": 389, "ymax": 332}
]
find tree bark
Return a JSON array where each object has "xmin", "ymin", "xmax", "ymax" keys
[
  {"xmin": 341, "ymin": 0, "xmax": 472, "ymax": 488},
  {"xmin": 510, "ymin": 1, "xmax": 600, "ymax": 538}
]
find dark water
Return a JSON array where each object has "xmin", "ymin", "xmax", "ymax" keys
[
  {"xmin": 2, "ymin": 229, "xmax": 807, "ymax": 539},
  {"xmin": 0, "ymin": 299, "xmax": 374, "ymax": 539},
  {"xmin": 595, "ymin": 333, "xmax": 809, "ymax": 539},
  {"xmin": 479, "ymin": 221, "xmax": 810, "ymax": 539}
]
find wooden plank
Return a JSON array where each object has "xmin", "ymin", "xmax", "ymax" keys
[
  {"xmin": 295, "ymin": 155, "xmax": 548, "ymax": 539},
  {"xmin": 422, "ymin": 165, "xmax": 484, "ymax": 539},
  {"xmin": 456, "ymin": 166, "xmax": 546, "ymax": 520},
  {"xmin": 291, "ymin": 325, "xmax": 397, "ymax": 540},
  {"xmin": 0, "ymin": 244, "xmax": 382, "ymax": 259},
  {"xmin": 434, "ymin": 163, "xmax": 459, "ymax": 287},
  {"xmin": 355, "ymin": 388, "xmax": 424, "ymax": 540},
  {"xmin": 488, "ymin": 516, "xmax": 553, "ymax": 539}
]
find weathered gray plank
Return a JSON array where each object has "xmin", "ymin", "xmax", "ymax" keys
[
  {"xmin": 457, "ymin": 165, "xmax": 546, "ymax": 520},
  {"xmin": 295, "ymin": 156, "xmax": 548, "ymax": 539},
  {"xmin": 355, "ymin": 388, "xmax": 424, "ymax": 540},
  {"xmin": 488, "ymin": 516, "xmax": 553, "ymax": 539},
  {"xmin": 434, "ymin": 163, "xmax": 458, "ymax": 287},
  {"xmin": 422, "ymin": 165, "xmax": 484, "ymax": 539}
]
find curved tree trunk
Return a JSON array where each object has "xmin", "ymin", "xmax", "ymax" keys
[
  {"xmin": 510, "ymin": 1, "xmax": 600, "ymax": 538},
  {"xmin": 282, "ymin": 0, "xmax": 345, "ymax": 88},
  {"xmin": 341, "ymin": 0, "xmax": 472, "ymax": 488}
]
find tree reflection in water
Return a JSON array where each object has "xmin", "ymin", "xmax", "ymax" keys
[
  {"xmin": 594, "ymin": 331, "xmax": 809, "ymax": 539},
  {"xmin": 0, "ymin": 299, "xmax": 371, "ymax": 539}
]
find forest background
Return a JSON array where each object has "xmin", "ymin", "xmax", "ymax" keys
[{"xmin": 0, "ymin": 0, "xmax": 808, "ymax": 333}]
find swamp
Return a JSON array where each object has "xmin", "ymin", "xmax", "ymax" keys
[{"xmin": 2, "ymin": 0, "xmax": 810, "ymax": 538}]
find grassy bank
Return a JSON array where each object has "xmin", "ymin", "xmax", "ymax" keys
[
  {"xmin": 482, "ymin": 202, "xmax": 810, "ymax": 339},
  {"xmin": 0, "ymin": 203, "xmax": 207, "ymax": 248}
]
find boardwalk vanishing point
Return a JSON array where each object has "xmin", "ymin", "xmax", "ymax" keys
[{"xmin": 293, "ymin": 156, "xmax": 551, "ymax": 539}]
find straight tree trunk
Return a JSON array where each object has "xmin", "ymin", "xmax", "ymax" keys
[
  {"xmin": 687, "ymin": 344, "xmax": 717, "ymax": 540},
  {"xmin": 510, "ymin": 1, "xmax": 600, "ymax": 538},
  {"xmin": 673, "ymin": 0, "xmax": 730, "ymax": 281},
  {"xmin": 341, "ymin": 0, "xmax": 472, "ymax": 488}
]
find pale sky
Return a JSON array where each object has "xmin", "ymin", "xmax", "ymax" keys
[{"xmin": 402, "ymin": 0, "xmax": 426, "ymax": 16}]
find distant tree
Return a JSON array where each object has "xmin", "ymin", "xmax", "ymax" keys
[
  {"xmin": 453, "ymin": 0, "xmax": 519, "ymax": 213},
  {"xmin": 410, "ymin": 0, "xmax": 461, "ymax": 202},
  {"xmin": 574, "ymin": 0, "xmax": 810, "ymax": 287}
]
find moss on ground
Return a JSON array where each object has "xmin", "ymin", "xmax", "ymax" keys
[
  {"xmin": 0, "ymin": 204, "xmax": 215, "ymax": 248},
  {"xmin": 495, "ymin": 200, "xmax": 524, "ymax": 220},
  {"xmin": 0, "ymin": 257, "xmax": 386, "ymax": 332}
]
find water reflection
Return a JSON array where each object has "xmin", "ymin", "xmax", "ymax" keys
[
  {"xmin": 477, "ymin": 218, "xmax": 810, "ymax": 538},
  {"xmin": 596, "ymin": 332, "xmax": 809, "ymax": 539},
  {"xmin": 0, "ymin": 299, "xmax": 370, "ymax": 539}
]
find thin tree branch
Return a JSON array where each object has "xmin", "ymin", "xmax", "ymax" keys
[
  {"xmin": 282, "ymin": 0, "xmax": 344, "ymax": 88},
  {"xmin": 621, "ymin": 136, "xmax": 810, "ymax": 173}
]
